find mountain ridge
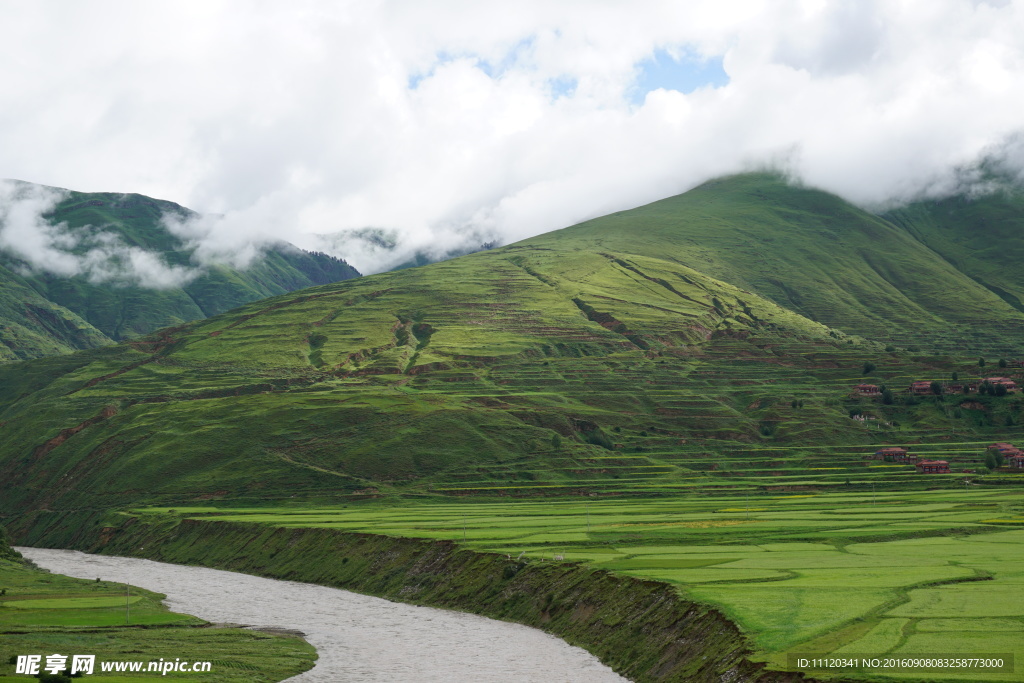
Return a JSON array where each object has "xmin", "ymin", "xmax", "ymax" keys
[
  {"xmin": 0, "ymin": 183, "xmax": 360, "ymax": 362},
  {"xmin": 6, "ymin": 173, "xmax": 1024, "ymax": 513}
]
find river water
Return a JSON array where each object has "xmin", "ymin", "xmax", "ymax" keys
[{"xmin": 18, "ymin": 547, "xmax": 629, "ymax": 682}]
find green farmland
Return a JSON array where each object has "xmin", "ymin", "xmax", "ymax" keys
[
  {"xmin": 0, "ymin": 550, "xmax": 316, "ymax": 682},
  {"xmin": 137, "ymin": 487, "xmax": 1024, "ymax": 681}
]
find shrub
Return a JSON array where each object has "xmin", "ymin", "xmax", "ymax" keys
[
  {"xmin": 999, "ymin": 358, "xmax": 1008, "ymax": 368},
  {"xmin": 862, "ymin": 362, "xmax": 876, "ymax": 374},
  {"xmin": 979, "ymin": 357, "xmax": 987, "ymax": 367},
  {"xmin": 885, "ymin": 345, "xmax": 896, "ymax": 352},
  {"xmin": 985, "ymin": 451, "xmax": 1002, "ymax": 469}
]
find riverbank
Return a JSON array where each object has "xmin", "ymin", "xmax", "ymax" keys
[
  {"xmin": 10, "ymin": 509, "xmax": 810, "ymax": 682},
  {"xmin": 21, "ymin": 547, "xmax": 626, "ymax": 682},
  {"xmin": 0, "ymin": 546, "xmax": 316, "ymax": 682}
]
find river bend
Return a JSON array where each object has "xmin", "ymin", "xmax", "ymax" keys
[{"xmin": 18, "ymin": 547, "xmax": 628, "ymax": 682}]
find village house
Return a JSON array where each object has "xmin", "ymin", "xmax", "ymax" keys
[
  {"xmin": 1009, "ymin": 455, "xmax": 1024, "ymax": 469},
  {"xmin": 986, "ymin": 377, "xmax": 1018, "ymax": 392},
  {"xmin": 910, "ymin": 380, "xmax": 934, "ymax": 395},
  {"xmin": 855, "ymin": 384, "xmax": 880, "ymax": 395},
  {"xmin": 988, "ymin": 442, "xmax": 1017, "ymax": 454},
  {"xmin": 915, "ymin": 459, "xmax": 950, "ymax": 474},
  {"xmin": 874, "ymin": 447, "xmax": 912, "ymax": 462}
]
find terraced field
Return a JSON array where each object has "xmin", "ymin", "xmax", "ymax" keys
[{"xmin": 140, "ymin": 488, "xmax": 1024, "ymax": 681}]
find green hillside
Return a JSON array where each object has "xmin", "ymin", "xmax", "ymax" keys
[
  {"xmin": 557, "ymin": 174, "xmax": 1024, "ymax": 355},
  {"xmin": 3, "ymin": 174, "xmax": 1024, "ymax": 516},
  {"xmin": 883, "ymin": 188, "xmax": 1024, "ymax": 316},
  {"xmin": 0, "ymin": 185, "xmax": 359, "ymax": 362}
]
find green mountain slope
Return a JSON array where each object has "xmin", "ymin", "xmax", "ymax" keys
[
  {"xmin": 555, "ymin": 174, "xmax": 1024, "ymax": 354},
  {"xmin": 4, "ymin": 174, "xmax": 1024, "ymax": 515},
  {"xmin": 883, "ymin": 188, "xmax": 1024, "ymax": 315},
  {"xmin": 0, "ymin": 263, "xmax": 111, "ymax": 362},
  {"xmin": 0, "ymin": 186, "xmax": 360, "ymax": 361}
]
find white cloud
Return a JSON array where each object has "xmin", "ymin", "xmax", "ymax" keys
[
  {"xmin": 1, "ymin": 1, "xmax": 1022, "ymax": 273},
  {"xmin": 0, "ymin": 181, "xmax": 200, "ymax": 288}
]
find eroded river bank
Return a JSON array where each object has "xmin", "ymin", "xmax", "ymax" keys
[{"xmin": 20, "ymin": 547, "xmax": 627, "ymax": 682}]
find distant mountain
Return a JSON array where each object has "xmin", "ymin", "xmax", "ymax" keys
[
  {"xmin": 882, "ymin": 188, "xmax": 1024, "ymax": 316},
  {"xmin": 0, "ymin": 186, "xmax": 359, "ymax": 362},
  {"xmin": 4, "ymin": 173, "xmax": 1024, "ymax": 512},
  {"xmin": 550, "ymin": 173, "xmax": 1024, "ymax": 354}
]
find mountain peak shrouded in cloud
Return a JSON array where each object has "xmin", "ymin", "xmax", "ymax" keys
[
  {"xmin": 2, "ymin": 1, "xmax": 1023, "ymax": 273},
  {"xmin": 0, "ymin": 180, "xmax": 200, "ymax": 289}
]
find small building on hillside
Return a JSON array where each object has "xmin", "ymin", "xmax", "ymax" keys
[
  {"xmin": 986, "ymin": 377, "xmax": 1018, "ymax": 392},
  {"xmin": 875, "ymin": 447, "xmax": 911, "ymax": 462},
  {"xmin": 910, "ymin": 380, "xmax": 934, "ymax": 395},
  {"xmin": 855, "ymin": 384, "xmax": 881, "ymax": 395},
  {"xmin": 916, "ymin": 460, "xmax": 950, "ymax": 474},
  {"xmin": 989, "ymin": 442, "xmax": 1017, "ymax": 453},
  {"xmin": 1009, "ymin": 455, "xmax": 1024, "ymax": 469}
]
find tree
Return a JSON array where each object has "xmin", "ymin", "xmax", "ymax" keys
[
  {"xmin": 996, "ymin": 383, "xmax": 1008, "ymax": 397},
  {"xmin": 885, "ymin": 345, "xmax": 896, "ymax": 352},
  {"xmin": 985, "ymin": 451, "xmax": 1002, "ymax": 470},
  {"xmin": 930, "ymin": 381, "xmax": 942, "ymax": 395},
  {"xmin": 551, "ymin": 433, "xmax": 562, "ymax": 450},
  {"xmin": 979, "ymin": 357, "xmax": 987, "ymax": 367},
  {"xmin": 862, "ymin": 361, "xmax": 876, "ymax": 374},
  {"xmin": 999, "ymin": 358, "xmax": 1008, "ymax": 368},
  {"xmin": 881, "ymin": 388, "xmax": 894, "ymax": 405},
  {"xmin": 951, "ymin": 371, "xmax": 959, "ymax": 382}
]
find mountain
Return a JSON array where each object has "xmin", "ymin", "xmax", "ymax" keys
[
  {"xmin": 0, "ymin": 185, "xmax": 360, "ymax": 362},
  {"xmin": 882, "ymin": 188, "xmax": 1024, "ymax": 316},
  {"xmin": 3, "ymin": 173, "xmax": 1024, "ymax": 515},
  {"xmin": 556, "ymin": 173, "xmax": 1024, "ymax": 355}
]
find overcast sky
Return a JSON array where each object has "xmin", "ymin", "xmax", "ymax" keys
[{"xmin": 2, "ymin": 0, "xmax": 1023, "ymax": 277}]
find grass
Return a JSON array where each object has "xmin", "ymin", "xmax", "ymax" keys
[
  {"xmin": 0, "ymin": 552, "xmax": 316, "ymax": 681},
  {"xmin": 122, "ymin": 486, "xmax": 1024, "ymax": 681}
]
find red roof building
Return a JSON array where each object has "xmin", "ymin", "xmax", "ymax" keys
[
  {"xmin": 910, "ymin": 381, "xmax": 934, "ymax": 395},
  {"xmin": 856, "ymin": 384, "xmax": 881, "ymax": 395},
  {"xmin": 916, "ymin": 460, "xmax": 950, "ymax": 474},
  {"xmin": 986, "ymin": 377, "xmax": 1018, "ymax": 392},
  {"xmin": 875, "ymin": 447, "xmax": 911, "ymax": 461}
]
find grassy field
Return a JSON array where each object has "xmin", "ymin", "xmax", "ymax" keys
[
  {"xmin": 0, "ymin": 551, "xmax": 316, "ymax": 681},
  {"xmin": 132, "ymin": 487, "xmax": 1024, "ymax": 681}
]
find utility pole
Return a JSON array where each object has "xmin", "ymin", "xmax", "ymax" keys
[
  {"xmin": 463, "ymin": 514, "xmax": 467, "ymax": 543},
  {"xmin": 585, "ymin": 501, "xmax": 591, "ymax": 533},
  {"xmin": 125, "ymin": 582, "xmax": 130, "ymax": 625}
]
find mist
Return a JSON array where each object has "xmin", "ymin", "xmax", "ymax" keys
[
  {"xmin": 2, "ymin": 1, "xmax": 1023, "ymax": 275},
  {"xmin": 0, "ymin": 181, "xmax": 200, "ymax": 288}
]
